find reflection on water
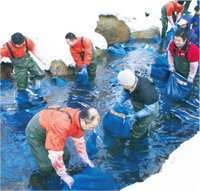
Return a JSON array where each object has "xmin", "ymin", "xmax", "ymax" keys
[{"xmin": 0, "ymin": 39, "xmax": 199, "ymax": 190}]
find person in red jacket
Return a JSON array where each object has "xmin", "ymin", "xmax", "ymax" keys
[
  {"xmin": 65, "ymin": 33, "xmax": 97, "ymax": 82},
  {"xmin": 161, "ymin": 1, "xmax": 185, "ymax": 41},
  {"xmin": 26, "ymin": 105, "xmax": 100, "ymax": 189},
  {"xmin": 0, "ymin": 32, "xmax": 47, "ymax": 92},
  {"xmin": 168, "ymin": 29, "xmax": 199, "ymax": 83}
]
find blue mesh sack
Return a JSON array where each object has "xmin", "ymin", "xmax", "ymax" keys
[
  {"xmin": 166, "ymin": 25, "xmax": 177, "ymax": 43},
  {"xmin": 103, "ymin": 103, "xmax": 132, "ymax": 138},
  {"xmin": 54, "ymin": 77, "xmax": 67, "ymax": 87},
  {"xmin": 164, "ymin": 72, "xmax": 192, "ymax": 100},
  {"xmin": 151, "ymin": 55, "xmax": 169, "ymax": 79},
  {"xmin": 63, "ymin": 167, "xmax": 115, "ymax": 190},
  {"xmin": 75, "ymin": 74, "xmax": 91, "ymax": 85}
]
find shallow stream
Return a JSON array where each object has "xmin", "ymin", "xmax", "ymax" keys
[{"xmin": 0, "ymin": 38, "xmax": 199, "ymax": 190}]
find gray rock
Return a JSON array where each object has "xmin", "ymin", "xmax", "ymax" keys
[
  {"xmin": 95, "ymin": 15, "xmax": 130, "ymax": 45},
  {"xmin": 50, "ymin": 59, "xmax": 74, "ymax": 77}
]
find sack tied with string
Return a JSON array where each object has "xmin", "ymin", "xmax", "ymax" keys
[{"xmin": 103, "ymin": 103, "xmax": 131, "ymax": 138}]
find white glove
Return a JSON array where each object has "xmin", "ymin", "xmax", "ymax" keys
[
  {"xmin": 171, "ymin": 23, "xmax": 177, "ymax": 31},
  {"xmin": 41, "ymin": 59, "xmax": 50, "ymax": 70},
  {"xmin": 57, "ymin": 171, "xmax": 74, "ymax": 189},
  {"xmin": 80, "ymin": 154, "xmax": 95, "ymax": 167}
]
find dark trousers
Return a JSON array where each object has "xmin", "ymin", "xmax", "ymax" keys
[
  {"xmin": 25, "ymin": 112, "xmax": 70, "ymax": 175},
  {"xmin": 11, "ymin": 52, "xmax": 45, "ymax": 91}
]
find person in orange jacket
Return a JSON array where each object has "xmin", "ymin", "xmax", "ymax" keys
[
  {"xmin": 65, "ymin": 33, "xmax": 97, "ymax": 82},
  {"xmin": 0, "ymin": 32, "xmax": 47, "ymax": 92},
  {"xmin": 26, "ymin": 105, "xmax": 100, "ymax": 189},
  {"xmin": 161, "ymin": 1, "xmax": 185, "ymax": 41}
]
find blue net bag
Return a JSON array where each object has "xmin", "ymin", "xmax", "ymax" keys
[
  {"xmin": 63, "ymin": 167, "xmax": 115, "ymax": 190},
  {"xmin": 164, "ymin": 72, "xmax": 192, "ymax": 100},
  {"xmin": 151, "ymin": 55, "xmax": 169, "ymax": 79},
  {"xmin": 103, "ymin": 103, "xmax": 132, "ymax": 138}
]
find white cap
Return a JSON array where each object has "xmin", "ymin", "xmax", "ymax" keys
[
  {"xmin": 177, "ymin": 19, "xmax": 188, "ymax": 25},
  {"xmin": 118, "ymin": 70, "xmax": 135, "ymax": 86}
]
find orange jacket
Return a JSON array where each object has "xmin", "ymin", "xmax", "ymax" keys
[
  {"xmin": 166, "ymin": 1, "xmax": 184, "ymax": 16},
  {"xmin": 0, "ymin": 37, "xmax": 36, "ymax": 58},
  {"xmin": 70, "ymin": 36, "xmax": 93, "ymax": 68},
  {"xmin": 39, "ymin": 105, "xmax": 84, "ymax": 151}
]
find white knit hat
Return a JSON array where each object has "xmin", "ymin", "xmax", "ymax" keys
[{"xmin": 118, "ymin": 70, "xmax": 135, "ymax": 86}]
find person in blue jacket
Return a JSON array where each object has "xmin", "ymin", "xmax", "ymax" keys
[
  {"xmin": 116, "ymin": 70, "xmax": 159, "ymax": 140},
  {"xmin": 191, "ymin": 5, "xmax": 200, "ymax": 36},
  {"xmin": 177, "ymin": 14, "xmax": 198, "ymax": 45}
]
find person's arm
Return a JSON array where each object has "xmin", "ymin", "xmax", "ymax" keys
[
  {"xmin": 70, "ymin": 47, "xmax": 84, "ymax": 68},
  {"xmin": 187, "ymin": 61, "xmax": 199, "ymax": 83},
  {"xmin": 167, "ymin": 16, "xmax": 177, "ymax": 30},
  {"xmin": 72, "ymin": 136, "xmax": 94, "ymax": 167},
  {"xmin": 126, "ymin": 102, "xmax": 156, "ymax": 120},
  {"xmin": 116, "ymin": 89, "xmax": 129, "ymax": 104},
  {"xmin": 48, "ymin": 150, "xmax": 74, "ymax": 189},
  {"xmin": 192, "ymin": 25, "xmax": 199, "ymax": 34},
  {"xmin": 176, "ymin": 12, "xmax": 182, "ymax": 21},
  {"xmin": 31, "ymin": 48, "xmax": 49, "ymax": 70},
  {"xmin": 168, "ymin": 50, "xmax": 175, "ymax": 72}
]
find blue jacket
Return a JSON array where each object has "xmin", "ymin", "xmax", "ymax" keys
[
  {"xmin": 191, "ymin": 14, "xmax": 199, "ymax": 35},
  {"xmin": 178, "ymin": 14, "xmax": 198, "ymax": 45}
]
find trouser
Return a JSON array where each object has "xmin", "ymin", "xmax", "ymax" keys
[
  {"xmin": 182, "ymin": 0, "xmax": 192, "ymax": 15},
  {"xmin": 25, "ymin": 112, "xmax": 70, "ymax": 176},
  {"xmin": 11, "ymin": 52, "xmax": 46, "ymax": 91},
  {"xmin": 161, "ymin": 5, "xmax": 176, "ymax": 40},
  {"xmin": 130, "ymin": 101, "xmax": 159, "ymax": 139},
  {"xmin": 74, "ymin": 46, "xmax": 97, "ymax": 81}
]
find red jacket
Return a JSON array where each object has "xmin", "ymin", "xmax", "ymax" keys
[
  {"xmin": 166, "ymin": 1, "xmax": 184, "ymax": 16},
  {"xmin": 39, "ymin": 105, "xmax": 84, "ymax": 151},
  {"xmin": 169, "ymin": 40, "xmax": 200, "ymax": 62},
  {"xmin": 0, "ymin": 37, "xmax": 36, "ymax": 58},
  {"xmin": 70, "ymin": 36, "xmax": 93, "ymax": 68}
]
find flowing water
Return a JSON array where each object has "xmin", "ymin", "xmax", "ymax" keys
[{"xmin": 0, "ymin": 38, "xmax": 199, "ymax": 190}]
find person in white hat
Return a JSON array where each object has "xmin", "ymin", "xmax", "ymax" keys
[
  {"xmin": 117, "ymin": 69, "xmax": 159, "ymax": 140},
  {"xmin": 177, "ymin": 14, "xmax": 198, "ymax": 44}
]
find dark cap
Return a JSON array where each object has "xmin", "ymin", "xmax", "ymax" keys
[
  {"xmin": 177, "ymin": 1, "xmax": 185, "ymax": 5},
  {"xmin": 11, "ymin": 32, "xmax": 25, "ymax": 45}
]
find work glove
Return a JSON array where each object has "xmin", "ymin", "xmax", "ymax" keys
[
  {"xmin": 57, "ymin": 171, "xmax": 74, "ymax": 189},
  {"xmin": 41, "ymin": 59, "xmax": 50, "ymax": 71},
  {"xmin": 169, "ymin": 64, "xmax": 175, "ymax": 73},
  {"xmin": 80, "ymin": 154, "xmax": 95, "ymax": 167},
  {"xmin": 171, "ymin": 23, "xmax": 177, "ymax": 31},
  {"xmin": 126, "ymin": 113, "xmax": 136, "ymax": 121},
  {"xmin": 187, "ymin": 75, "xmax": 194, "ymax": 83},
  {"xmin": 79, "ymin": 64, "xmax": 87, "ymax": 74}
]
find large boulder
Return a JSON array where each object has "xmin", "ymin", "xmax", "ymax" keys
[
  {"xmin": 130, "ymin": 27, "xmax": 160, "ymax": 39},
  {"xmin": 0, "ymin": 61, "xmax": 14, "ymax": 80},
  {"xmin": 50, "ymin": 59, "xmax": 74, "ymax": 77},
  {"xmin": 95, "ymin": 15, "xmax": 130, "ymax": 45}
]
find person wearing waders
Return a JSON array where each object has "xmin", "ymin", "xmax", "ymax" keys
[
  {"xmin": 116, "ymin": 70, "xmax": 159, "ymax": 140},
  {"xmin": 0, "ymin": 32, "xmax": 47, "ymax": 92},
  {"xmin": 26, "ymin": 105, "xmax": 100, "ymax": 189},
  {"xmin": 161, "ymin": 1, "xmax": 185, "ymax": 41},
  {"xmin": 65, "ymin": 32, "xmax": 97, "ymax": 82},
  {"xmin": 168, "ymin": 29, "xmax": 199, "ymax": 84}
]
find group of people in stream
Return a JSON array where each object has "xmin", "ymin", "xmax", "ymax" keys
[{"xmin": 0, "ymin": 1, "xmax": 199, "ymax": 189}]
